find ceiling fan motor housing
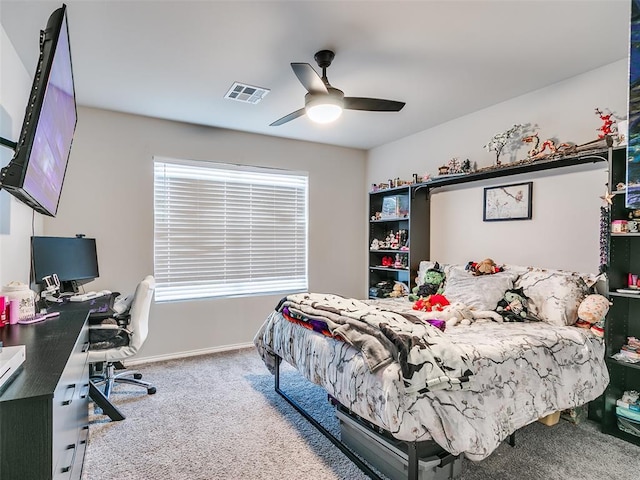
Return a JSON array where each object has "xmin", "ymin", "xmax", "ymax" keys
[{"xmin": 304, "ymin": 86, "xmax": 344, "ymax": 108}]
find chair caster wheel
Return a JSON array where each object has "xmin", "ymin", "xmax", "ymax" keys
[
  {"xmin": 147, "ymin": 387, "xmax": 157, "ymax": 395},
  {"xmin": 134, "ymin": 373, "xmax": 143, "ymax": 379}
]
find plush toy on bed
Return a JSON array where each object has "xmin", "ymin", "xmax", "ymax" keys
[
  {"xmin": 495, "ymin": 288, "xmax": 530, "ymax": 322},
  {"xmin": 409, "ymin": 263, "xmax": 446, "ymax": 301},
  {"xmin": 413, "ymin": 293, "xmax": 450, "ymax": 312},
  {"xmin": 413, "ymin": 294, "xmax": 504, "ymax": 327},
  {"xmin": 466, "ymin": 258, "xmax": 504, "ymax": 276},
  {"xmin": 575, "ymin": 294, "xmax": 611, "ymax": 337}
]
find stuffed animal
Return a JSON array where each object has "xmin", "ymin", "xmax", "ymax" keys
[
  {"xmin": 466, "ymin": 258, "xmax": 504, "ymax": 276},
  {"xmin": 409, "ymin": 263, "xmax": 445, "ymax": 300},
  {"xmin": 389, "ymin": 282, "xmax": 406, "ymax": 298},
  {"xmin": 413, "ymin": 293, "xmax": 450, "ymax": 312},
  {"xmin": 412, "ymin": 299, "xmax": 503, "ymax": 327},
  {"xmin": 575, "ymin": 294, "xmax": 611, "ymax": 337},
  {"xmin": 496, "ymin": 288, "xmax": 529, "ymax": 322}
]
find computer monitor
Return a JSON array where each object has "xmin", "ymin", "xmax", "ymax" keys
[{"xmin": 31, "ymin": 236, "xmax": 99, "ymax": 293}]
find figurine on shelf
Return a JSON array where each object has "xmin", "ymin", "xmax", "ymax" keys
[
  {"xmin": 461, "ymin": 159, "xmax": 475, "ymax": 173},
  {"xmin": 522, "ymin": 133, "xmax": 575, "ymax": 160},
  {"xmin": 381, "ymin": 231, "xmax": 393, "ymax": 249},
  {"xmin": 370, "ymin": 238, "xmax": 380, "ymax": 250},
  {"xmin": 595, "ymin": 107, "xmax": 620, "ymax": 139},
  {"xmin": 484, "ymin": 123, "xmax": 525, "ymax": 166},
  {"xmin": 438, "ymin": 165, "xmax": 450, "ymax": 175},
  {"xmin": 447, "ymin": 157, "xmax": 462, "ymax": 174},
  {"xmin": 394, "ymin": 253, "xmax": 404, "ymax": 269},
  {"xmin": 389, "ymin": 231, "xmax": 400, "ymax": 250}
]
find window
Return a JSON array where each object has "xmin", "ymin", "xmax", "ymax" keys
[{"xmin": 153, "ymin": 158, "xmax": 308, "ymax": 302}]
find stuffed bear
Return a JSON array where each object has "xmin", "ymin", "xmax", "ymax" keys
[
  {"xmin": 389, "ymin": 282, "xmax": 406, "ymax": 298},
  {"xmin": 496, "ymin": 288, "xmax": 530, "ymax": 322},
  {"xmin": 575, "ymin": 294, "xmax": 611, "ymax": 337},
  {"xmin": 466, "ymin": 258, "xmax": 504, "ymax": 276}
]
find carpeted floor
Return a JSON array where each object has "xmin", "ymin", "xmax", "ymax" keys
[{"xmin": 82, "ymin": 348, "xmax": 640, "ymax": 480}]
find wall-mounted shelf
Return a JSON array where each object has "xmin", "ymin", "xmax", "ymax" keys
[{"xmin": 414, "ymin": 146, "xmax": 617, "ymax": 193}]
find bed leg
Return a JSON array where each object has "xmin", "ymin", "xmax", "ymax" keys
[
  {"xmin": 273, "ymin": 354, "xmax": 383, "ymax": 480},
  {"xmin": 274, "ymin": 354, "xmax": 281, "ymax": 390},
  {"xmin": 407, "ymin": 442, "xmax": 419, "ymax": 480},
  {"xmin": 508, "ymin": 432, "xmax": 516, "ymax": 447}
]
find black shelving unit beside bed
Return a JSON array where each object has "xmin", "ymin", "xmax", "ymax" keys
[
  {"xmin": 368, "ymin": 185, "xmax": 429, "ymax": 298},
  {"xmin": 600, "ymin": 146, "xmax": 640, "ymax": 445}
]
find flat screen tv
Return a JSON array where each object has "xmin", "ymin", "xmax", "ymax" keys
[{"xmin": 0, "ymin": 4, "xmax": 76, "ymax": 217}]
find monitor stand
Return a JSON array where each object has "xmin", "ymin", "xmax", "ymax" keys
[{"xmin": 60, "ymin": 280, "xmax": 79, "ymax": 294}]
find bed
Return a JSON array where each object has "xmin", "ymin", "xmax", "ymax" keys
[{"xmin": 254, "ymin": 262, "xmax": 610, "ymax": 478}]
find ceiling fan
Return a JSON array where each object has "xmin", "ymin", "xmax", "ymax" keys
[{"xmin": 270, "ymin": 50, "xmax": 406, "ymax": 126}]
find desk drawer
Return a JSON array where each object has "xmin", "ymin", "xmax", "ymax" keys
[{"xmin": 52, "ymin": 322, "xmax": 90, "ymax": 479}]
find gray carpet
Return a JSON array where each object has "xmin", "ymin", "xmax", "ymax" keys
[{"xmin": 82, "ymin": 348, "xmax": 640, "ymax": 480}]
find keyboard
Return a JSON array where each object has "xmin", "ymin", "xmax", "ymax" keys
[{"xmin": 69, "ymin": 290, "xmax": 109, "ymax": 302}]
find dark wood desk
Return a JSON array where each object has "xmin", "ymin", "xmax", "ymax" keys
[{"xmin": 0, "ymin": 308, "xmax": 90, "ymax": 480}]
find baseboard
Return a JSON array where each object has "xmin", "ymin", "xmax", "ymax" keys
[{"xmin": 125, "ymin": 342, "xmax": 255, "ymax": 366}]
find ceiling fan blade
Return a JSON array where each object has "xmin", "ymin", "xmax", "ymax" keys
[
  {"xmin": 291, "ymin": 63, "xmax": 328, "ymax": 94},
  {"xmin": 270, "ymin": 108, "xmax": 306, "ymax": 126},
  {"xmin": 344, "ymin": 97, "xmax": 405, "ymax": 112}
]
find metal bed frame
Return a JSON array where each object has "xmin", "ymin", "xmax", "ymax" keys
[{"xmin": 273, "ymin": 355, "xmax": 513, "ymax": 480}]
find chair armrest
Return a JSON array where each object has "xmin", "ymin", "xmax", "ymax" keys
[
  {"xmin": 89, "ymin": 324, "xmax": 132, "ymax": 335},
  {"xmin": 89, "ymin": 324, "xmax": 121, "ymax": 330}
]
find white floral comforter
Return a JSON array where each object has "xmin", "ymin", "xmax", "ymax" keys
[{"xmin": 254, "ymin": 309, "xmax": 609, "ymax": 461}]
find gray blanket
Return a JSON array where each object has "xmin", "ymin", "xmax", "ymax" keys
[{"xmin": 278, "ymin": 293, "xmax": 473, "ymax": 393}]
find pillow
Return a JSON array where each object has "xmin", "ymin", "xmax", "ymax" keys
[
  {"xmin": 416, "ymin": 261, "xmax": 453, "ymax": 286},
  {"xmin": 515, "ymin": 269, "xmax": 590, "ymax": 326},
  {"xmin": 442, "ymin": 267, "xmax": 518, "ymax": 311}
]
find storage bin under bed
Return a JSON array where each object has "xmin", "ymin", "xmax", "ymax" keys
[{"xmin": 337, "ymin": 409, "xmax": 462, "ymax": 480}]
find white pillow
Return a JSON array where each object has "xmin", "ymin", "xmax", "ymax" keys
[
  {"xmin": 442, "ymin": 268, "xmax": 518, "ymax": 311},
  {"xmin": 515, "ymin": 269, "xmax": 590, "ymax": 326},
  {"xmin": 415, "ymin": 261, "xmax": 451, "ymax": 286}
]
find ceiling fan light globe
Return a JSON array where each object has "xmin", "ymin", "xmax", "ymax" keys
[{"xmin": 306, "ymin": 103, "xmax": 343, "ymax": 123}]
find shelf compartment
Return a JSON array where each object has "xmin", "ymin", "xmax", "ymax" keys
[
  {"xmin": 370, "ymin": 249, "xmax": 410, "ymax": 254},
  {"xmin": 370, "ymin": 217, "xmax": 410, "ymax": 223},
  {"xmin": 369, "ymin": 266, "xmax": 409, "ymax": 272},
  {"xmin": 607, "ymin": 358, "xmax": 640, "ymax": 371}
]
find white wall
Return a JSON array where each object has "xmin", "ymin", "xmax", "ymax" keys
[
  {"xmin": 43, "ymin": 107, "xmax": 367, "ymax": 361},
  {"xmin": 368, "ymin": 59, "xmax": 628, "ymax": 273},
  {"xmin": 0, "ymin": 25, "xmax": 44, "ymax": 289}
]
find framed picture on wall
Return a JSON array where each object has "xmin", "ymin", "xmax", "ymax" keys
[{"xmin": 483, "ymin": 182, "xmax": 532, "ymax": 221}]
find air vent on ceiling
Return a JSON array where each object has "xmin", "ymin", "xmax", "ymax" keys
[{"xmin": 224, "ymin": 82, "xmax": 270, "ymax": 104}]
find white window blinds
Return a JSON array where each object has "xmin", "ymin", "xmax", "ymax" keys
[{"xmin": 153, "ymin": 158, "xmax": 308, "ymax": 302}]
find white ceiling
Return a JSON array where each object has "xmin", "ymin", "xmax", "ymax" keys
[{"xmin": 0, "ymin": 0, "xmax": 631, "ymax": 150}]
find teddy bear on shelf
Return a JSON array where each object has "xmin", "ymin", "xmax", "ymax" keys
[
  {"xmin": 466, "ymin": 258, "xmax": 504, "ymax": 276},
  {"xmin": 575, "ymin": 294, "xmax": 612, "ymax": 337},
  {"xmin": 389, "ymin": 282, "xmax": 406, "ymax": 298},
  {"xmin": 496, "ymin": 288, "xmax": 530, "ymax": 322}
]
